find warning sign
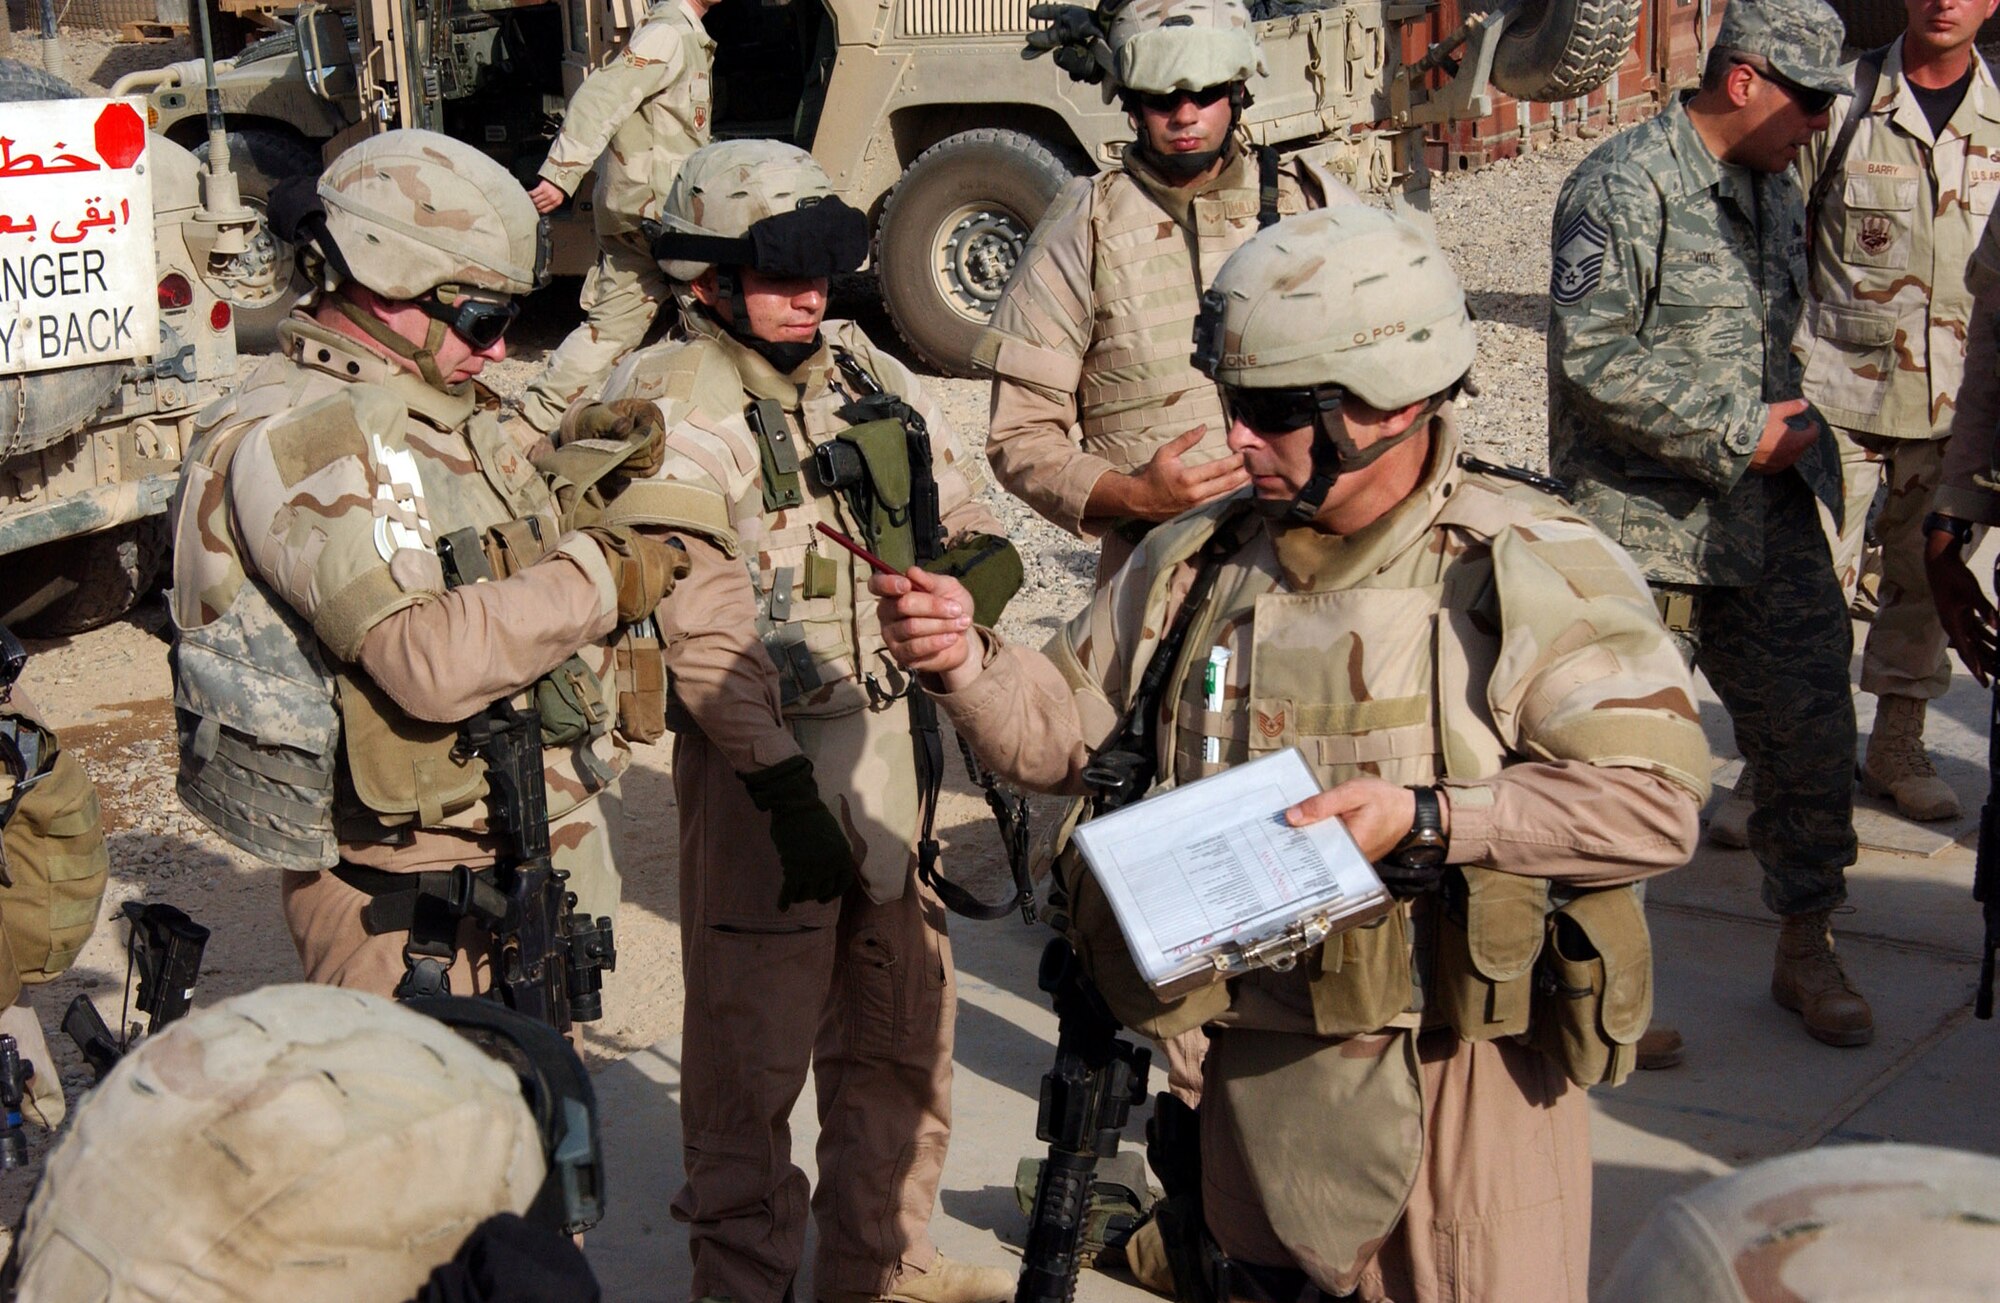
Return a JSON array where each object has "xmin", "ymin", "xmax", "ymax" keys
[{"xmin": 0, "ymin": 98, "xmax": 158, "ymax": 376}]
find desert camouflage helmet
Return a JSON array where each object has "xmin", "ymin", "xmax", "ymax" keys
[
  {"xmin": 1601, "ymin": 1143, "xmax": 2000, "ymax": 1301},
  {"xmin": 651, "ymin": 139, "xmax": 868, "ymax": 284},
  {"xmin": 318, "ymin": 129, "xmax": 549, "ymax": 299},
  {"xmin": 1195, "ymin": 206, "xmax": 1475, "ymax": 410},
  {"xmin": 1111, "ymin": 0, "xmax": 1264, "ymax": 95},
  {"xmin": 9, "ymin": 984, "xmax": 546, "ymax": 1303}
]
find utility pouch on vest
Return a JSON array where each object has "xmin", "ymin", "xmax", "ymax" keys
[
  {"xmin": 1528, "ymin": 885, "xmax": 1653, "ymax": 1088},
  {"xmin": 482, "ymin": 517, "xmax": 549, "ymax": 580},
  {"xmin": 801, "ymin": 548, "xmax": 839, "ymax": 600},
  {"xmin": 534, "ymin": 654, "xmax": 611, "ymax": 749},
  {"xmin": 615, "ymin": 618, "xmax": 667, "ymax": 743},
  {"xmin": 933, "ymin": 532, "xmax": 1025, "ymax": 628},
  {"xmin": 830, "ymin": 418, "xmax": 918, "ymax": 571},
  {"xmin": 1434, "ymin": 868, "xmax": 1549, "ymax": 1041},
  {"xmin": 335, "ymin": 669, "xmax": 486, "ymax": 829},
  {"xmin": 0, "ymin": 747, "xmax": 108, "ymax": 982},
  {"xmin": 749, "ymin": 399, "xmax": 802, "ymax": 512},
  {"xmin": 1304, "ymin": 905, "xmax": 1414, "ymax": 1036},
  {"xmin": 1056, "ymin": 829, "xmax": 1228, "ymax": 1039}
]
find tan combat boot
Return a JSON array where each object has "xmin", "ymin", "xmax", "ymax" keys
[
  {"xmin": 1707, "ymin": 772, "xmax": 1754, "ymax": 849},
  {"xmin": 1862, "ymin": 695, "xmax": 1961, "ymax": 822},
  {"xmin": 1771, "ymin": 910, "xmax": 1875, "ymax": 1047},
  {"xmin": 824, "ymin": 1257, "xmax": 1016, "ymax": 1303}
]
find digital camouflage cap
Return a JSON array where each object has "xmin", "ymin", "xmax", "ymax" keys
[
  {"xmin": 10, "ymin": 984, "xmax": 546, "ymax": 1303},
  {"xmin": 652, "ymin": 138, "xmax": 867, "ymax": 283},
  {"xmin": 1196, "ymin": 206, "xmax": 1476, "ymax": 409},
  {"xmin": 1110, "ymin": 0, "xmax": 1265, "ymax": 95},
  {"xmin": 319, "ymin": 129, "xmax": 549, "ymax": 300},
  {"xmin": 1600, "ymin": 1143, "xmax": 2000, "ymax": 1301},
  {"xmin": 1714, "ymin": 0, "xmax": 1850, "ymax": 97}
]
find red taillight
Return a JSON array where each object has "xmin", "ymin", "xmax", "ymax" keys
[
  {"xmin": 158, "ymin": 273, "xmax": 193, "ymax": 310},
  {"xmin": 210, "ymin": 301, "xmax": 231, "ymax": 332}
]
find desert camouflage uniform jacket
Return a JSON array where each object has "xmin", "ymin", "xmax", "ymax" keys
[
  {"xmin": 537, "ymin": 0, "xmax": 714, "ymax": 233},
  {"xmin": 1796, "ymin": 40, "xmax": 2000, "ymax": 439},
  {"xmin": 1548, "ymin": 93, "xmax": 1837, "ymax": 587}
]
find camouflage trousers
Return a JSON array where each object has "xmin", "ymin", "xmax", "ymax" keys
[
  {"xmin": 517, "ymin": 226, "xmax": 678, "ymax": 435},
  {"xmin": 1821, "ymin": 426, "xmax": 1954, "ymax": 700},
  {"xmin": 1657, "ymin": 471, "xmax": 1857, "ymax": 918}
]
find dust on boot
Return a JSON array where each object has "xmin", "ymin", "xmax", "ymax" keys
[
  {"xmin": 1771, "ymin": 909, "xmax": 1875, "ymax": 1047},
  {"xmin": 1862, "ymin": 695, "xmax": 1961, "ymax": 822}
]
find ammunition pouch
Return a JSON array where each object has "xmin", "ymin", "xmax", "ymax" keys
[
  {"xmin": 1433, "ymin": 868, "xmax": 1549, "ymax": 1041},
  {"xmin": 0, "ymin": 746, "xmax": 108, "ymax": 983},
  {"xmin": 482, "ymin": 516, "xmax": 550, "ymax": 579},
  {"xmin": 1527, "ymin": 885, "xmax": 1653, "ymax": 1088},
  {"xmin": 1302, "ymin": 906, "xmax": 1413, "ymax": 1037},
  {"xmin": 821, "ymin": 417, "xmax": 919, "ymax": 571},
  {"xmin": 335, "ymin": 668, "xmax": 486, "ymax": 831},
  {"xmin": 534, "ymin": 654, "xmax": 612, "ymax": 753},
  {"xmin": 615, "ymin": 619, "xmax": 667, "ymax": 744}
]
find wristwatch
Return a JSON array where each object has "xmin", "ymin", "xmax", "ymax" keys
[
  {"xmin": 1924, "ymin": 511, "xmax": 1975, "ymax": 555},
  {"xmin": 1387, "ymin": 786, "xmax": 1448, "ymax": 870}
]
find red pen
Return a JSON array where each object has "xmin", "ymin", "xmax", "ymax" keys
[{"xmin": 815, "ymin": 523, "xmax": 904, "ymax": 577}]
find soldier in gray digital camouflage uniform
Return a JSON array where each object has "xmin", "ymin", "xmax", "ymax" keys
[
  {"xmin": 1548, "ymin": 0, "xmax": 1872, "ymax": 1048},
  {"xmin": 515, "ymin": 0, "xmax": 721, "ymax": 437}
]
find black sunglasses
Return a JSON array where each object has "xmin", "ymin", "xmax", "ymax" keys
[
  {"xmin": 417, "ymin": 288, "xmax": 519, "ymax": 350},
  {"xmin": 1221, "ymin": 384, "xmax": 1343, "ymax": 434},
  {"xmin": 1734, "ymin": 57, "xmax": 1837, "ymax": 116},
  {"xmin": 1136, "ymin": 83, "xmax": 1233, "ymax": 113}
]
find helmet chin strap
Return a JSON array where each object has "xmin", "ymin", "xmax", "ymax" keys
[
  {"xmin": 330, "ymin": 291, "xmax": 452, "ymax": 390},
  {"xmin": 1134, "ymin": 86, "xmax": 1245, "ymax": 181},
  {"xmin": 1277, "ymin": 390, "xmax": 1437, "ymax": 525},
  {"xmin": 700, "ymin": 274, "xmax": 822, "ymax": 375}
]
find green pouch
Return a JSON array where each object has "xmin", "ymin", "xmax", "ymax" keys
[
  {"xmin": 836, "ymin": 419, "xmax": 916, "ymax": 570},
  {"xmin": 1305, "ymin": 905, "xmax": 1413, "ymax": 1036},
  {"xmin": 934, "ymin": 532, "xmax": 1025, "ymax": 627},
  {"xmin": 1529, "ymin": 885, "xmax": 1653, "ymax": 1088},
  {"xmin": 1012, "ymin": 1150, "xmax": 1156, "ymax": 1268},
  {"xmin": 1434, "ymin": 868, "xmax": 1548, "ymax": 1041},
  {"xmin": 802, "ymin": 549, "xmax": 840, "ymax": 600},
  {"xmin": 0, "ymin": 748, "xmax": 109, "ymax": 982},
  {"xmin": 535, "ymin": 654, "xmax": 612, "ymax": 748}
]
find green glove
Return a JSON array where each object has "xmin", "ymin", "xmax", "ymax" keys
[
  {"xmin": 932, "ymin": 532, "xmax": 1024, "ymax": 627},
  {"xmin": 741, "ymin": 755, "xmax": 857, "ymax": 909}
]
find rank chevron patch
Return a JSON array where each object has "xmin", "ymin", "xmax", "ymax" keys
[{"xmin": 1551, "ymin": 210, "xmax": 1609, "ymax": 307}]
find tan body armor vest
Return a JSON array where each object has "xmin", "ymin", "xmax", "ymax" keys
[{"xmin": 170, "ymin": 321, "xmax": 622, "ymax": 870}]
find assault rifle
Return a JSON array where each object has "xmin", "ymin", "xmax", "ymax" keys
[
  {"xmin": 63, "ymin": 901, "xmax": 211, "ymax": 1080},
  {"xmin": 1018, "ymin": 517, "xmax": 1247, "ymax": 1303},
  {"xmin": 437, "ymin": 530, "xmax": 617, "ymax": 1034}
]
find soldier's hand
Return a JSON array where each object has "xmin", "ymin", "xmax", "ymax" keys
[
  {"xmin": 566, "ymin": 398, "xmax": 667, "ymax": 476},
  {"xmin": 873, "ymin": 567, "xmax": 980, "ymax": 688},
  {"xmin": 1748, "ymin": 400, "xmax": 1818, "ymax": 475},
  {"xmin": 1926, "ymin": 525, "xmax": 1998, "ymax": 685},
  {"xmin": 1124, "ymin": 426, "xmax": 1251, "ymax": 522},
  {"xmin": 740, "ymin": 755, "xmax": 858, "ymax": 909},
  {"xmin": 1285, "ymin": 776, "xmax": 1447, "ymax": 866},
  {"xmin": 527, "ymin": 180, "xmax": 568, "ymax": 215},
  {"xmin": 583, "ymin": 525, "xmax": 689, "ymax": 622}
]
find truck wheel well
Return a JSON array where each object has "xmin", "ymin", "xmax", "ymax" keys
[
  {"xmin": 888, "ymin": 103, "xmax": 1090, "ymax": 183},
  {"xmin": 163, "ymin": 115, "xmax": 315, "ymax": 154}
]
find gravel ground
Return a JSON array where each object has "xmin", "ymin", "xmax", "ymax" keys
[{"xmin": 0, "ymin": 22, "xmax": 1613, "ymax": 1238}]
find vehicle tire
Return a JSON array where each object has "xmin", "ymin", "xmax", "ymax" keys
[
  {"xmin": 1468, "ymin": 0, "xmax": 1642, "ymax": 103},
  {"xmin": 0, "ymin": 60, "xmax": 124, "ymax": 457},
  {"xmin": 194, "ymin": 126, "xmax": 321, "ymax": 351},
  {"xmin": 12, "ymin": 519, "xmax": 171, "ymax": 637},
  {"xmin": 875, "ymin": 129, "xmax": 1089, "ymax": 377}
]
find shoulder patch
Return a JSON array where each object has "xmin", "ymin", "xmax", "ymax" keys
[{"xmin": 1550, "ymin": 209, "xmax": 1610, "ymax": 306}]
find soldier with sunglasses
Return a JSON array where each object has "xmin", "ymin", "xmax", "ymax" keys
[
  {"xmin": 876, "ymin": 207, "xmax": 1708, "ymax": 1303},
  {"xmin": 977, "ymin": 0, "xmax": 1360, "ymax": 592},
  {"xmin": 1548, "ymin": 0, "xmax": 1872, "ymax": 1050},
  {"xmin": 168, "ymin": 131, "xmax": 685, "ymax": 1001}
]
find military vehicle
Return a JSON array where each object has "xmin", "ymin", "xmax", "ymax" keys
[
  {"xmin": 118, "ymin": 0, "xmax": 1638, "ymax": 375},
  {"xmin": 0, "ymin": 53, "xmax": 274, "ymax": 637}
]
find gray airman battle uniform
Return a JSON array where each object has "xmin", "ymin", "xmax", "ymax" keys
[
  {"xmin": 1547, "ymin": 91, "xmax": 1859, "ymax": 925},
  {"xmin": 932, "ymin": 415, "xmax": 1708, "ymax": 1302},
  {"xmin": 517, "ymin": 0, "xmax": 715, "ymax": 435},
  {"xmin": 597, "ymin": 308, "xmax": 1007, "ymax": 1301},
  {"xmin": 1795, "ymin": 38, "xmax": 2000, "ymax": 819}
]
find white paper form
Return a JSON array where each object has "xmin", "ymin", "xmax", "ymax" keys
[{"xmin": 1070, "ymin": 748, "xmax": 1388, "ymax": 989}]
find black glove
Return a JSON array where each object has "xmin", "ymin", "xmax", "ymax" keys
[
  {"xmin": 741, "ymin": 755, "xmax": 858, "ymax": 909},
  {"xmin": 1374, "ymin": 858, "xmax": 1447, "ymax": 900},
  {"xmin": 1025, "ymin": 3, "xmax": 1110, "ymax": 83}
]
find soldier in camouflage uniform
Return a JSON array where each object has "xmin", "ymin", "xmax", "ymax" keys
[
  {"xmin": 570, "ymin": 139, "xmax": 1016, "ymax": 1303},
  {"xmin": 979, "ymin": 0, "xmax": 1360, "ymax": 590},
  {"xmin": 1926, "ymin": 210, "xmax": 2000, "ymax": 678},
  {"xmin": 515, "ymin": 0, "xmax": 720, "ymax": 436},
  {"xmin": 1547, "ymin": 0, "xmax": 1874, "ymax": 1048},
  {"xmin": 877, "ymin": 207, "xmax": 1709, "ymax": 1303},
  {"xmin": 1785, "ymin": 0, "xmax": 2000, "ymax": 827},
  {"xmin": 0, "ymin": 682, "xmax": 109, "ymax": 1134},
  {"xmin": 1602, "ymin": 1142, "xmax": 2000, "ymax": 1299},
  {"xmin": 168, "ymin": 131, "xmax": 683, "ymax": 1001}
]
